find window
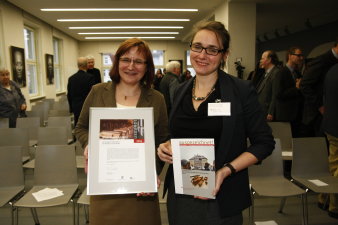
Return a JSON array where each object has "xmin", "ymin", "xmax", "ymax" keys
[
  {"xmin": 186, "ymin": 50, "xmax": 196, "ymax": 76},
  {"xmin": 24, "ymin": 26, "xmax": 40, "ymax": 96},
  {"xmin": 53, "ymin": 38, "xmax": 63, "ymax": 92},
  {"xmin": 152, "ymin": 50, "xmax": 164, "ymax": 67},
  {"xmin": 0, "ymin": 11, "xmax": 4, "ymax": 69},
  {"xmin": 102, "ymin": 53, "xmax": 113, "ymax": 82}
]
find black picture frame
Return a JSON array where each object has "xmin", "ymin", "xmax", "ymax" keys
[
  {"xmin": 10, "ymin": 46, "xmax": 26, "ymax": 87},
  {"xmin": 45, "ymin": 54, "xmax": 54, "ymax": 85}
]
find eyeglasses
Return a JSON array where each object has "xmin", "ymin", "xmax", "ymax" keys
[
  {"xmin": 190, "ymin": 43, "xmax": 224, "ymax": 56},
  {"xmin": 119, "ymin": 57, "xmax": 147, "ymax": 66},
  {"xmin": 291, "ymin": 53, "xmax": 304, "ymax": 57}
]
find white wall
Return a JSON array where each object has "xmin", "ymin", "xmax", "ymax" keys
[
  {"xmin": 0, "ymin": 0, "xmax": 79, "ymax": 108},
  {"xmin": 79, "ymin": 40, "xmax": 189, "ymax": 71}
]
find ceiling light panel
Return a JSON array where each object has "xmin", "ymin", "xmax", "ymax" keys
[
  {"xmin": 78, "ymin": 32, "xmax": 179, "ymax": 35},
  {"xmin": 58, "ymin": 19, "xmax": 189, "ymax": 22},
  {"xmin": 69, "ymin": 26, "xmax": 184, "ymax": 29},
  {"xmin": 41, "ymin": 8, "xmax": 198, "ymax": 12},
  {"xmin": 85, "ymin": 37, "xmax": 176, "ymax": 39}
]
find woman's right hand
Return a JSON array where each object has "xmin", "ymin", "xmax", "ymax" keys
[
  {"xmin": 157, "ymin": 140, "xmax": 173, "ymax": 164},
  {"xmin": 84, "ymin": 145, "xmax": 88, "ymax": 174}
]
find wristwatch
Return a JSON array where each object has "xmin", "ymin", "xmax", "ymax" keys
[{"xmin": 223, "ymin": 163, "xmax": 236, "ymax": 175}]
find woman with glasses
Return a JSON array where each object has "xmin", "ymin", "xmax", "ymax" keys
[
  {"xmin": 157, "ymin": 21, "xmax": 274, "ymax": 225},
  {"xmin": 75, "ymin": 38, "xmax": 168, "ymax": 225}
]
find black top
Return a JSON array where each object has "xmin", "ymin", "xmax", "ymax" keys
[
  {"xmin": 87, "ymin": 68, "xmax": 102, "ymax": 84},
  {"xmin": 171, "ymin": 79, "xmax": 222, "ymax": 150}
]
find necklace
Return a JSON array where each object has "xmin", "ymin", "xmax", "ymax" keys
[{"xmin": 192, "ymin": 78, "xmax": 216, "ymax": 101}]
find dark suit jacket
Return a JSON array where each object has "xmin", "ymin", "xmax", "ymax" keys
[
  {"xmin": 165, "ymin": 70, "xmax": 274, "ymax": 217},
  {"xmin": 67, "ymin": 70, "xmax": 95, "ymax": 119},
  {"xmin": 257, "ymin": 66, "xmax": 280, "ymax": 116},
  {"xmin": 87, "ymin": 68, "xmax": 102, "ymax": 84},
  {"xmin": 159, "ymin": 72, "xmax": 179, "ymax": 113},
  {"xmin": 272, "ymin": 66, "xmax": 302, "ymax": 121},
  {"xmin": 322, "ymin": 64, "xmax": 338, "ymax": 137},
  {"xmin": 300, "ymin": 50, "xmax": 338, "ymax": 125}
]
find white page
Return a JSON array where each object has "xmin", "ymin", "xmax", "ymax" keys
[
  {"xmin": 32, "ymin": 188, "xmax": 64, "ymax": 202},
  {"xmin": 308, "ymin": 179, "xmax": 328, "ymax": 186},
  {"xmin": 255, "ymin": 221, "xmax": 278, "ymax": 225}
]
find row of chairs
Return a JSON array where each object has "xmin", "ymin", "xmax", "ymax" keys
[
  {"xmin": 0, "ymin": 145, "xmax": 79, "ymax": 225},
  {"xmin": 249, "ymin": 137, "xmax": 338, "ymax": 225}
]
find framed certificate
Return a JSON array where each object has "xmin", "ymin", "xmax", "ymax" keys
[{"xmin": 87, "ymin": 107, "xmax": 157, "ymax": 195}]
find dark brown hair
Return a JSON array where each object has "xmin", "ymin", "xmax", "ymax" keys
[
  {"xmin": 110, "ymin": 38, "xmax": 154, "ymax": 88},
  {"xmin": 190, "ymin": 21, "xmax": 230, "ymax": 69}
]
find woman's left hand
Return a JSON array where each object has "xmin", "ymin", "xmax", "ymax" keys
[
  {"xmin": 21, "ymin": 104, "xmax": 27, "ymax": 111},
  {"xmin": 212, "ymin": 166, "xmax": 232, "ymax": 196}
]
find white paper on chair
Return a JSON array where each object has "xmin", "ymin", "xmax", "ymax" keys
[
  {"xmin": 32, "ymin": 188, "xmax": 64, "ymax": 202},
  {"xmin": 308, "ymin": 179, "xmax": 328, "ymax": 186},
  {"xmin": 255, "ymin": 221, "xmax": 278, "ymax": 225},
  {"xmin": 281, "ymin": 151, "xmax": 292, "ymax": 157}
]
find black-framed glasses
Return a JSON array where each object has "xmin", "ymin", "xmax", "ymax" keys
[
  {"xmin": 190, "ymin": 43, "xmax": 224, "ymax": 56},
  {"xmin": 291, "ymin": 53, "xmax": 304, "ymax": 57}
]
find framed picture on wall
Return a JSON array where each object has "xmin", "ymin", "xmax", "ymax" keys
[
  {"xmin": 10, "ymin": 46, "xmax": 26, "ymax": 88},
  {"xmin": 45, "ymin": 54, "xmax": 54, "ymax": 85}
]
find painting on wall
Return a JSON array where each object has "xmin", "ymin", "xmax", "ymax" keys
[
  {"xmin": 45, "ymin": 54, "xmax": 54, "ymax": 85},
  {"xmin": 10, "ymin": 46, "xmax": 26, "ymax": 87}
]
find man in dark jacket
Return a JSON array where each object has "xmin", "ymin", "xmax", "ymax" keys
[
  {"xmin": 67, "ymin": 57, "xmax": 95, "ymax": 126},
  {"xmin": 86, "ymin": 55, "xmax": 102, "ymax": 84},
  {"xmin": 300, "ymin": 40, "xmax": 338, "ymax": 136}
]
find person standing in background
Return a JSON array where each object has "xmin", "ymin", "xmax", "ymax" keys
[
  {"xmin": 257, "ymin": 50, "xmax": 280, "ymax": 121},
  {"xmin": 0, "ymin": 68, "xmax": 27, "ymax": 127},
  {"xmin": 67, "ymin": 57, "xmax": 95, "ymax": 126},
  {"xmin": 300, "ymin": 40, "xmax": 338, "ymax": 137},
  {"xmin": 87, "ymin": 55, "xmax": 102, "ymax": 84}
]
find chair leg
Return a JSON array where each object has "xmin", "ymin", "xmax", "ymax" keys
[
  {"xmin": 9, "ymin": 202, "xmax": 18, "ymax": 225},
  {"xmin": 301, "ymin": 192, "xmax": 309, "ymax": 225},
  {"xmin": 84, "ymin": 205, "xmax": 89, "ymax": 223},
  {"xmin": 278, "ymin": 197, "xmax": 287, "ymax": 213},
  {"xmin": 77, "ymin": 202, "xmax": 80, "ymax": 225},
  {"xmin": 72, "ymin": 199, "xmax": 76, "ymax": 225},
  {"xmin": 249, "ymin": 190, "xmax": 255, "ymax": 225},
  {"xmin": 30, "ymin": 208, "xmax": 40, "ymax": 225}
]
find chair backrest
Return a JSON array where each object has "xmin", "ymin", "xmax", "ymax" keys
[
  {"xmin": 0, "ymin": 128, "xmax": 29, "ymax": 157},
  {"xmin": 47, "ymin": 116, "xmax": 73, "ymax": 140},
  {"xmin": 0, "ymin": 146, "xmax": 24, "ymax": 187},
  {"xmin": 34, "ymin": 145, "xmax": 77, "ymax": 185},
  {"xmin": 32, "ymin": 101, "xmax": 50, "ymax": 125},
  {"xmin": 291, "ymin": 137, "xmax": 329, "ymax": 178},
  {"xmin": 37, "ymin": 127, "xmax": 68, "ymax": 145},
  {"xmin": 16, "ymin": 117, "xmax": 40, "ymax": 140},
  {"xmin": 26, "ymin": 110, "xmax": 44, "ymax": 126},
  {"xmin": 249, "ymin": 139, "xmax": 282, "ymax": 177},
  {"xmin": 0, "ymin": 117, "xmax": 9, "ymax": 128},
  {"xmin": 268, "ymin": 122, "xmax": 292, "ymax": 151},
  {"xmin": 48, "ymin": 109, "xmax": 71, "ymax": 117},
  {"xmin": 52, "ymin": 101, "xmax": 69, "ymax": 111}
]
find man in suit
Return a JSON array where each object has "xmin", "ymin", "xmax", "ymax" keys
[
  {"xmin": 257, "ymin": 50, "xmax": 280, "ymax": 121},
  {"xmin": 300, "ymin": 40, "xmax": 338, "ymax": 136},
  {"xmin": 87, "ymin": 55, "xmax": 102, "ymax": 84},
  {"xmin": 272, "ymin": 47, "xmax": 304, "ymax": 137},
  {"xmin": 159, "ymin": 61, "xmax": 181, "ymax": 114},
  {"xmin": 319, "ymin": 64, "xmax": 338, "ymax": 219},
  {"xmin": 67, "ymin": 57, "xmax": 95, "ymax": 126}
]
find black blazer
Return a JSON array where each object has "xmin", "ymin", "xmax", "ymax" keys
[
  {"xmin": 300, "ymin": 50, "xmax": 338, "ymax": 125},
  {"xmin": 87, "ymin": 68, "xmax": 102, "ymax": 84},
  {"xmin": 165, "ymin": 70, "xmax": 274, "ymax": 217},
  {"xmin": 67, "ymin": 70, "xmax": 95, "ymax": 117},
  {"xmin": 322, "ymin": 64, "xmax": 338, "ymax": 137},
  {"xmin": 272, "ymin": 66, "xmax": 302, "ymax": 121}
]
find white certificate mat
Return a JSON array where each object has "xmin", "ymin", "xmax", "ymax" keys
[{"xmin": 87, "ymin": 107, "xmax": 157, "ymax": 195}]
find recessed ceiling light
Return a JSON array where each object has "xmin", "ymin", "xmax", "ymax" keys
[
  {"xmin": 85, "ymin": 37, "xmax": 176, "ymax": 39},
  {"xmin": 78, "ymin": 32, "xmax": 179, "ymax": 35},
  {"xmin": 69, "ymin": 26, "xmax": 184, "ymax": 29},
  {"xmin": 58, "ymin": 19, "xmax": 189, "ymax": 22},
  {"xmin": 41, "ymin": 8, "xmax": 198, "ymax": 12}
]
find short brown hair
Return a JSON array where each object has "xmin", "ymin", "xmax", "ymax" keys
[{"xmin": 110, "ymin": 38, "xmax": 154, "ymax": 88}]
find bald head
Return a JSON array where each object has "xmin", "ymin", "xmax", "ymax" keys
[{"xmin": 77, "ymin": 57, "xmax": 88, "ymax": 70}]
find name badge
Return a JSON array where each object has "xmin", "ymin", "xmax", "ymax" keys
[{"xmin": 208, "ymin": 102, "xmax": 231, "ymax": 116}]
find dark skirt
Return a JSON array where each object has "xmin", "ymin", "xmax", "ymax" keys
[
  {"xmin": 90, "ymin": 194, "xmax": 161, "ymax": 225},
  {"xmin": 166, "ymin": 178, "xmax": 243, "ymax": 225}
]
